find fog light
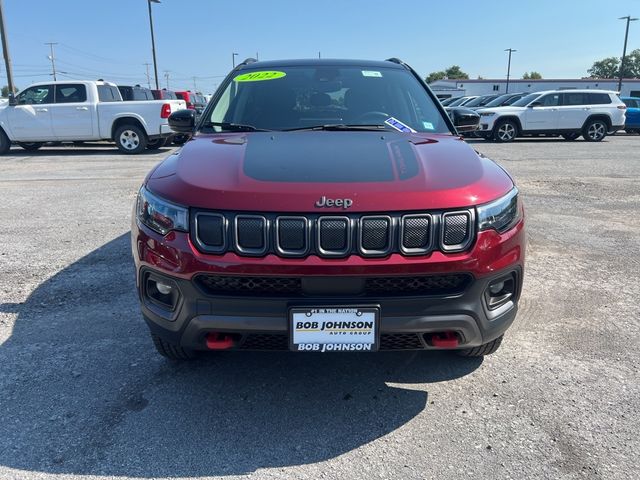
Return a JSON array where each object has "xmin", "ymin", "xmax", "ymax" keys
[
  {"xmin": 489, "ymin": 282, "xmax": 504, "ymax": 295},
  {"xmin": 485, "ymin": 275, "xmax": 515, "ymax": 310},
  {"xmin": 145, "ymin": 275, "xmax": 180, "ymax": 311},
  {"xmin": 156, "ymin": 282, "xmax": 172, "ymax": 295}
]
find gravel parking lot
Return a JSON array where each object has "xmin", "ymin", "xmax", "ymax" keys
[{"xmin": 1, "ymin": 136, "xmax": 638, "ymax": 480}]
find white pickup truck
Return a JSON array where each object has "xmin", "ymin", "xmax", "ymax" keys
[{"xmin": 0, "ymin": 80, "xmax": 186, "ymax": 154}]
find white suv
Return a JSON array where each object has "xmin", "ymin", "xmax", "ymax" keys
[{"xmin": 476, "ymin": 89, "xmax": 626, "ymax": 142}]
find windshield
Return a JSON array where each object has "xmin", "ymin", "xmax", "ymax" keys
[
  {"xmin": 447, "ymin": 97, "xmax": 469, "ymax": 107},
  {"xmin": 203, "ymin": 65, "xmax": 450, "ymax": 133},
  {"xmin": 464, "ymin": 95, "xmax": 495, "ymax": 107},
  {"xmin": 511, "ymin": 92, "xmax": 542, "ymax": 107}
]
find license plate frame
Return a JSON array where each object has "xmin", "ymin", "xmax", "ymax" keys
[{"xmin": 289, "ymin": 305, "xmax": 380, "ymax": 352}]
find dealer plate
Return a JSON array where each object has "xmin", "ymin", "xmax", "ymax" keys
[{"xmin": 289, "ymin": 306, "xmax": 380, "ymax": 352}]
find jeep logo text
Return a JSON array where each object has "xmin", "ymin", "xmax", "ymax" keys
[{"xmin": 315, "ymin": 196, "xmax": 353, "ymax": 209}]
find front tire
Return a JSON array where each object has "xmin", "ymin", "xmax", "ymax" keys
[
  {"xmin": 18, "ymin": 142, "xmax": 43, "ymax": 151},
  {"xmin": 583, "ymin": 119, "xmax": 607, "ymax": 142},
  {"xmin": 115, "ymin": 124, "xmax": 147, "ymax": 154},
  {"xmin": 151, "ymin": 333, "xmax": 198, "ymax": 360},
  {"xmin": 492, "ymin": 120, "xmax": 518, "ymax": 143},
  {"xmin": 0, "ymin": 129, "xmax": 10, "ymax": 154},
  {"xmin": 456, "ymin": 335, "xmax": 503, "ymax": 357}
]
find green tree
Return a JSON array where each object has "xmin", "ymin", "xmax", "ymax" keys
[
  {"xmin": 1, "ymin": 85, "xmax": 18, "ymax": 97},
  {"xmin": 587, "ymin": 50, "xmax": 640, "ymax": 78},
  {"xmin": 522, "ymin": 71, "xmax": 542, "ymax": 79},
  {"xmin": 426, "ymin": 65, "xmax": 469, "ymax": 83}
]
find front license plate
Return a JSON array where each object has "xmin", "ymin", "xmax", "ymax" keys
[{"xmin": 289, "ymin": 306, "xmax": 379, "ymax": 352}]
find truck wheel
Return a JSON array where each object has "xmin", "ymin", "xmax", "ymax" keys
[
  {"xmin": 561, "ymin": 133, "xmax": 580, "ymax": 141},
  {"xmin": 172, "ymin": 134, "xmax": 189, "ymax": 145},
  {"xmin": 18, "ymin": 142, "xmax": 44, "ymax": 151},
  {"xmin": 115, "ymin": 124, "xmax": 147, "ymax": 154},
  {"xmin": 456, "ymin": 335, "xmax": 503, "ymax": 357},
  {"xmin": 0, "ymin": 129, "xmax": 9, "ymax": 154},
  {"xmin": 583, "ymin": 119, "xmax": 607, "ymax": 142},
  {"xmin": 151, "ymin": 333, "xmax": 198, "ymax": 360},
  {"xmin": 146, "ymin": 138, "xmax": 165, "ymax": 150},
  {"xmin": 492, "ymin": 120, "xmax": 518, "ymax": 143}
]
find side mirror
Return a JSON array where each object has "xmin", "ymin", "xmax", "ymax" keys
[
  {"xmin": 528, "ymin": 101, "xmax": 542, "ymax": 108},
  {"xmin": 447, "ymin": 107, "xmax": 480, "ymax": 133},
  {"xmin": 168, "ymin": 108, "xmax": 196, "ymax": 134}
]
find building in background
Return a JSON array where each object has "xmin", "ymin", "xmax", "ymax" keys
[{"xmin": 430, "ymin": 78, "xmax": 640, "ymax": 99}]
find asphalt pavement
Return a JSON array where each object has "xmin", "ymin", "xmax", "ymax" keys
[{"xmin": 0, "ymin": 136, "xmax": 638, "ymax": 479}]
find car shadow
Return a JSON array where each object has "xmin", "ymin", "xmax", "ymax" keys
[
  {"xmin": 8, "ymin": 144, "xmax": 175, "ymax": 157},
  {"xmin": 0, "ymin": 234, "xmax": 482, "ymax": 477}
]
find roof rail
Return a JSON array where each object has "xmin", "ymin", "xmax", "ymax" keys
[
  {"xmin": 385, "ymin": 57, "xmax": 405, "ymax": 66},
  {"xmin": 237, "ymin": 57, "xmax": 258, "ymax": 67}
]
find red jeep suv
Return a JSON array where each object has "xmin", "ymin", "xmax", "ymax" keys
[{"xmin": 132, "ymin": 58, "xmax": 525, "ymax": 359}]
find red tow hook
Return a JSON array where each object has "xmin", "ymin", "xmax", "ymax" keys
[
  {"xmin": 205, "ymin": 332, "xmax": 235, "ymax": 350},
  {"xmin": 429, "ymin": 331, "xmax": 460, "ymax": 348}
]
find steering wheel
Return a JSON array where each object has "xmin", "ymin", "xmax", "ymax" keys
[{"xmin": 354, "ymin": 111, "xmax": 390, "ymax": 124}]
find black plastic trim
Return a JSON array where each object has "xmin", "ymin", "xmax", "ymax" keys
[
  {"xmin": 441, "ymin": 210, "xmax": 475, "ymax": 253},
  {"xmin": 193, "ymin": 212, "xmax": 227, "ymax": 254},
  {"xmin": 400, "ymin": 213, "xmax": 435, "ymax": 256},
  {"xmin": 316, "ymin": 216, "xmax": 352, "ymax": 257},
  {"xmin": 358, "ymin": 215, "xmax": 393, "ymax": 257},
  {"xmin": 234, "ymin": 214, "xmax": 269, "ymax": 256},
  {"xmin": 275, "ymin": 215, "xmax": 311, "ymax": 258}
]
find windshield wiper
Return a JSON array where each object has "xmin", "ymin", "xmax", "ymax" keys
[
  {"xmin": 203, "ymin": 122, "xmax": 271, "ymax": 132},
  {"xmin": 283, "ymin": 124, "xmax": 393, "ymax": 132}
]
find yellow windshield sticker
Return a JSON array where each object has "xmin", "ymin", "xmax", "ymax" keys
[{"xmin": 234, "ymin": 71, "xmax": 286, "ymax": 82}]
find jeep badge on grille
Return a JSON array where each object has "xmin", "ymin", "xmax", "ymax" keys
[{"xmin": 315, "ymin": 196, "xmax": 353, "ymax": 209}]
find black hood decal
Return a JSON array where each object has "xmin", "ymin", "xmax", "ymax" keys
[{"xmin": 243, "ymin": 132, "xmax": 419, "ymax": 183}]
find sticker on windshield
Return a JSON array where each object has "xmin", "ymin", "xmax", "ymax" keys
[
  {"xmin": 362, "ymin": 70, "xmax": 383, "ymax": 77},
  {"xmin": 234, "ymin": 71, "xmax": 286, "ymax": 82},
  {"xmin": 422, "ymin": 121, "xmax": 435, "ymax": 130},
  {"xmin": 384, "ymin": 117, "xmax": 417, "ymax": 133}
]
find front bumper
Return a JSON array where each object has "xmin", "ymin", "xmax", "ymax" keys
[{"xmin": 132, "ymin": 218, "xmax": 525, "ymax": 352}]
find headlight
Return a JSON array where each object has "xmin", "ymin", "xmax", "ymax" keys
[
  {"xmin": 136, "ymin": 186, "xmax": 188, "ymax": 235},
  {"xmin": 480, "ymin": 112, "xmax": 496, "ymax": 117},
  {"xmin": 477, "ymin": 188, "xmax": 520, "ymax": 233}
]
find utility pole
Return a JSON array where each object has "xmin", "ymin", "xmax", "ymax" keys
[
  {"xmin": 504, "ymin": 48, "xmax": 516, "ymax": 93},
  {"xmin": 318, "ymin": 51, "xmax": 321, "ymax": 59},
  {"xmin": 0, "ymin": 0, "xmax": 16, "ymax": 104},
  {"xmin": 45, "ymin": 42, "xmax": 58, "ymax": 81},
  {"xmin": 232, "ymin": 52, "xmax": 238, "ymax": 68},
  {"xmin": 192, "ymin": 76, "xmax": 197, "ymax": 92},
  {"xmin": 618, "ymin": 16, "xmax": 638, "ymax": 93},
  {"xmin": 147, "ymin": 0, "xmax": 160, "ymax": 90},
  {"xmin": 143, "ymin": 63, "xmax": 151, "ymax": 88},
  {"xmin": 163, "ymin": 70, "xmax": 170, "ymax": 89}
]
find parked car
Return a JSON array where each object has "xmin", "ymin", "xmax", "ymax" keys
[
  {"xmin": 482, "ymin": 92, "xmax": 526, "ymax": 108},
  {"xmin": 0, "ymin": 80, "xmax": 186, "ymax": 154},
  {"xmin": 621, "ymin": 96, "xmax": 640, "ymax": 134},
  {"xmin": 118, "ymin": 84, "xmax": 155, "ymax": 101},
  {"xmin": 175, "ymin": 91, "xmax": 207, "ymax": 114},
  {"xmin": 151, "ymin": 89, "xmax": 179, "ymax": 100},
  {"xmin": 447, "ymin": 96, "xmax": 478, "ymax": 107},
  {"xmin": 463, "ymin": 94, "xmax": 501, "ymax": 109},
  {"xmin": 133, "ymin": 57, "xmax": 524, "ymax": 360},
  {"xmin": 475, "ymin": 90, "xmax": 626, "ymax": 142}
]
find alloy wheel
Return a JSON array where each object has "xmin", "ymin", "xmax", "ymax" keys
[
  {"xmin": 119, "ymin": 130, "xmax": 140, "ymax": 150},
  {"xmin": 587, "ymin": 122, "xmax": 606, "ymax": 141}
]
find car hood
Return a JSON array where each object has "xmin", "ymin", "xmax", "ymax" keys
[{"xmin": 147, "ymin": 131, "xmax": 513, "ymax": 212}]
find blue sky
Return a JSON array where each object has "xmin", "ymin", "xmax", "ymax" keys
[{"xmin": 2, "ymin": 0, "xmax": 639, "ymax": 93}]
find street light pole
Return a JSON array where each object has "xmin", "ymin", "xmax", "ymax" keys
[
  {"xmin": 45, "ymin": 42, "xmax": 58, "ymax": 80},
  {"xmin": 504, "ymin": 48, "xmax": 516, "ymax": 94},
  {"xmin": 232, "ymin": 52, "xmax": 238, "ymax": 68},
  {"xmin": 147, "ymin": 0, "xmax": 160, "ymax": 90},
  {"xmin": 0, "ymin": 0, "xmax": 16, "ymax": 104},
  {"xmin": 618, "ymin": 16, "xmax": 638, "ymax": 93}
]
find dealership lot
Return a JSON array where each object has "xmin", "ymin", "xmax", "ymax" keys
[{"xmin": 0, "ymin": 136, "xmax": 639, "ymax": 479}]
